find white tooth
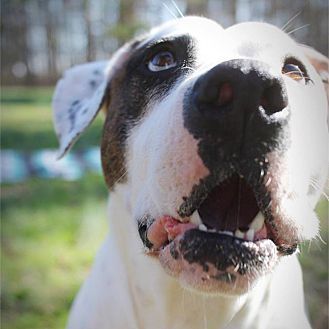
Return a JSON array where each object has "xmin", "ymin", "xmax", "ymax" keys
[
  {"xmin": 246, "ymin": 228, "xmax": 255, "ymax": 241},
  {"xmin": 234, "ymin": 229, "xmax": 244, "ymax": 239},
  {"xmin": 191, "ymin": 211, "xmax": 202, "ymax": 225},
  {"xmin": 249, "ymin": 212, "xmax": 265, "ymax": 231},
  {"xmin": 199, "ymin": 224, "xmax": 207, "ymax": 231},
  {"xmin": 220, "ymin": 230, "xmax": 233, "ymax": 237}
]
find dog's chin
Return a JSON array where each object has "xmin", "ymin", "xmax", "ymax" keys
[
  {"xmin": 158, "ymin": 231, "xmax": 279, "ymax": 295},
  {"xmin": 140, "ymin": 171, "xmax": 303, "ymax": 295}
]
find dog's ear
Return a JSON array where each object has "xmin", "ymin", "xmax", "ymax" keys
[
  {"xmin": 300, "ymin": 44, "xmax": 329, "ymax": 86},
  {"xmin": 52, "ymin": 44, "xmax": 132, "ymax": 158}
]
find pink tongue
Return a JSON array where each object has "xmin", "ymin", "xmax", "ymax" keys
[{"xmin": 147, "ymin": 216, "xmax": 196, "ymax": 249}]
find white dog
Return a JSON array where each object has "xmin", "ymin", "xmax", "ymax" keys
[{"xmin": 52, "ymin": 17, "xmax": 328, "ymax": 329}]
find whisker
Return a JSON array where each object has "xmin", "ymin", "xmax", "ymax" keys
[
  {"xmin": 171, "ymin": 0, "xmax": 185, "ymax": 18},
  {"xmin": 286, "ymin": 24, "xmax": 310, "ymax": 35},
  {"xmin": 181, "ymin": 66, "xmax": 196, "ymax": 73},
  {"xmin": 317, "ymin": 233, "xmax": 327, "ymax": 245},
  {"xmin": 112, "ymin": 170, "xmax": 128, "ymax": 186},
  {"xmin": 162, "ymin": 2, "xmax": 178, "ymax": 19},
  {"xmin": 202, "ymin": 296, "xmax": 208, "ymax": 329},
  {"xmin": 281, "ymin": 11, "xmax": 302, "ymax": 32},
  {"xmin": 309, "ymin": 178, "xmax": 329, "ymax": 200}
]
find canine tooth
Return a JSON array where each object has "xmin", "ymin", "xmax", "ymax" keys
[
  {"xmin": 246, "ymin": 228, "xmax": 255, "ymax": 241},
  {"xmin": 191, "ymin": 211, "xmax": 202, "ymax": 225},
  {"xmin": 234, "ymin": 230, "xmax": 244, "ymax": 239},
  {"xmin": 265, "ymin": 177, "xmax": 272, "ymax": 187},
  {"xmin": 220, "ymin": 230, "xmax": 233, "ymax": 237},
  {"xmin": 249, "ymin": 212, "xmax": 265, "ymax": 231},
  {"xmin": 199, "ymin": 224, "xmax": 207, "ymax": 231}
]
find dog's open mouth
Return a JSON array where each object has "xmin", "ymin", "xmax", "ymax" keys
[
  {"xmin": 146, "ymin": 174, "xmax": 284, "ymax": 250},
  {"xmin": 141, "ymin": 173, "xmax": 298, "ymax": 292}
]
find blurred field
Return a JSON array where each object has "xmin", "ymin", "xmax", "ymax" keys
[
  {"xmin": 1, "ymin": 87, "xmax": 108, "ymax": 329},
  {"xmin": 1, "ymin": 87, "xmax": 328, "ymax": 329}
]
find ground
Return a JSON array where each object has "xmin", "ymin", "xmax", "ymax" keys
[{"xmin": 1, "ymin": 87, "xmax": 328, "ymax": 329}]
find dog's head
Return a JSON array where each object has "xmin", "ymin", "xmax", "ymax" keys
[{"xmin": 53, "ymin": 17, "xmax": 328, "ymax": 295}]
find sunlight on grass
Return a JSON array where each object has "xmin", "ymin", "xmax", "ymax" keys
[{"xmin": 2, "ymin": 176, "xmax": 108, "ymax": 329}]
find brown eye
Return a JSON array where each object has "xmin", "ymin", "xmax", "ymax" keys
[
  {"xmin": 148, "ymin": 51, "xmax": 177, "ymax": 72},
  {"xmin": 282, "ymin": 63, "xmax": 305, "ymax": 82}
]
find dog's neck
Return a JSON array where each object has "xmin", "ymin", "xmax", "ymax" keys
[{"xmin": 107, "ymin": 185, "xmax": 274, "ymax": 329}]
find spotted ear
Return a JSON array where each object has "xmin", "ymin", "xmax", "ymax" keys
[
  {"xmin": 300, "ymin": 44, "xmax": 329, "ymax": 85},
  {"xmin": 52, "ymin": 44, "xmax": 132, "ymax": 159}
]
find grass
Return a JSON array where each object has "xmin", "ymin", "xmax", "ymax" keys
[
  {"xmin": 1, "ymin": 176, "xmax": 108, "ymax": 329},
  {"xmin": 1, "ymin": 87, "xmax": 328, "ymax": 329},
  {"xmin": 1, "ymin": 87, "xmax": 108, "ymax": 329},
  {"xmin": 1, "ymin": 87, "xmax": 104, "ymax": 151}
]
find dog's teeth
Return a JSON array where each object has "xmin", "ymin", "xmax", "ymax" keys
[
  {"xmin": 265, "ymin": 177, "xmax": 272, "ymax": 187},
  {"xmin": 198, "ymin": 224, "xmax": 207, "ymax": 231},
  {"xmin": 249, "ymin": 212, "xmax": 265, "ymax": 232},
  {"xmin": 246, "ymin": 228, "xmax": 255, "ymax": 241},
  {"xmin": 234, "ymin": 229, "xmax": 244, "ymax": 239},
  {"xmin": 220, "ymin": 230, "xmax": 233, "ymax": 237},
  {"xmin": 191, "ymin": 211, "xmax": 202, "ymax": 225}
]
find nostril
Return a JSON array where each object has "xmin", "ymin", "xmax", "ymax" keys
[
  {"xmin": 260, "ymin": 84, "xmax": 287, "ymax": 114},
  {"xmin": 218, "ymin": 82, "xmax": 233, "ymax": 106}
]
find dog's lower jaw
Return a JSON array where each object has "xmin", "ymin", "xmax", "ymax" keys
[{"xmin": 67, "ymin": 186, "xmax": 311, "ymax": 329}]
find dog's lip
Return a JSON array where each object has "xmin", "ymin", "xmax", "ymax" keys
[
  {"xmin": 147, "ymin": 213, "xmax": 270, "ymax": 253},
  {"xmin": 162, "ymin": 229, "xmax": 278, "ymax": 273}
]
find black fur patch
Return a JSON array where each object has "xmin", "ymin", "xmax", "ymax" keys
[
  {"xmin": 101, "ymin": 35, "xmax": 197, "ymax": 189},
  {"xmin": 137, "ymin": 216, "xmax": 154, "ymax": 250},
  {"xmin": 179, "ymin": 229, "xmax": 270, "ymax": 275}
]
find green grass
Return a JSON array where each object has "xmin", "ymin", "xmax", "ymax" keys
[
  {"xmin": 1, "ymin": 87, "xmax": 109, "ymax": 329},
  {"xmin": 1, "ymin": 87, "xmax": 328, "ymax": 329},
  {"xmin": 1, "ymin": 87, "xmax": 104, "ymax": 151},
  {"xmin": 1, "ymin": 176, "xmax": 108, "ymax": 329}
]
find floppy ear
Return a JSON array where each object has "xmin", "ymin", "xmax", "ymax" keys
[
  {"xmin": 52, "ymin": 44, "xmax": 132, "ymax": 159},
  {"xmin": 300, "ymin": 44, "xmax": 329, "ymax": 86}
]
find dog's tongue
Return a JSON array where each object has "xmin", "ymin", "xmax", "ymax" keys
[
  {"xmin": 148, "ymin": 216, "xmax": 196, "ymax": 250},
  {"xmin": 198, "ymin": 175, "xmax": 259, "ymax": 231}
]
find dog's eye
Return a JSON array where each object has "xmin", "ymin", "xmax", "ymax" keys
[
  {"xmin": 282, "ymin": 62, "xmax": 307, "ymax": 82},
  {"xmin": 148, "ymin": 51, "xmax": 177, "ymax": 72}
]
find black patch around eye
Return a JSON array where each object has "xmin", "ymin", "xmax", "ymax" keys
[
  {"xmin": 101, "ymin": 36, "xmax": 196, "ymax": 190},
  {"xmin": 122, "ymin": 35, "xmax": 196, "ymax": 119}
]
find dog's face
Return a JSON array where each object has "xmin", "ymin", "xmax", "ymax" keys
[{"xmin": 53, "ymin": 17, "xmax": 328, "ymax": 295}]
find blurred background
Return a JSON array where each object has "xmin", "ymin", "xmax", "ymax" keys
[{"xmin": 1, "ymin": 0, "xmax": 328, "ymax": 328}]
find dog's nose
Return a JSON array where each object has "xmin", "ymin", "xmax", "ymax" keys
[
  {"xmin": 193, "ymin": 59, "xmax": 287, "ymax": 116},
  {"xmin": 184, "ymin": 59, "xmax": 289, "ymax": 164}
]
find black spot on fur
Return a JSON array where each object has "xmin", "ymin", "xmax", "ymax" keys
[
  {"xmin": 137, "ymin": 217, "xmax": 154, "ymax": 250},
  {"xmin": 89, "ymin": 80, "xmax": 97, "ymax": 89},
  {"xmin": 68, "ymin": 101, "xmax": 83, "ymax": 132},
  {"xmin": 170, "ymin": 242, "xmax": 179, "ymax": 259}
]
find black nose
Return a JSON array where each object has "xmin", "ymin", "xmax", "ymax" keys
[
  {"xmin": 194, "ymin": 59, "xmax": 287, "ymax": 116},
  {"xmin": 184, "ymin": 59, "xmax": 289, "ymax": 166}
]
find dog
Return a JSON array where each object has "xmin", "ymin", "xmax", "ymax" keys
[{"xmin": 52, "ymin": 17, "xmax": 328, "ymax": 329}]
